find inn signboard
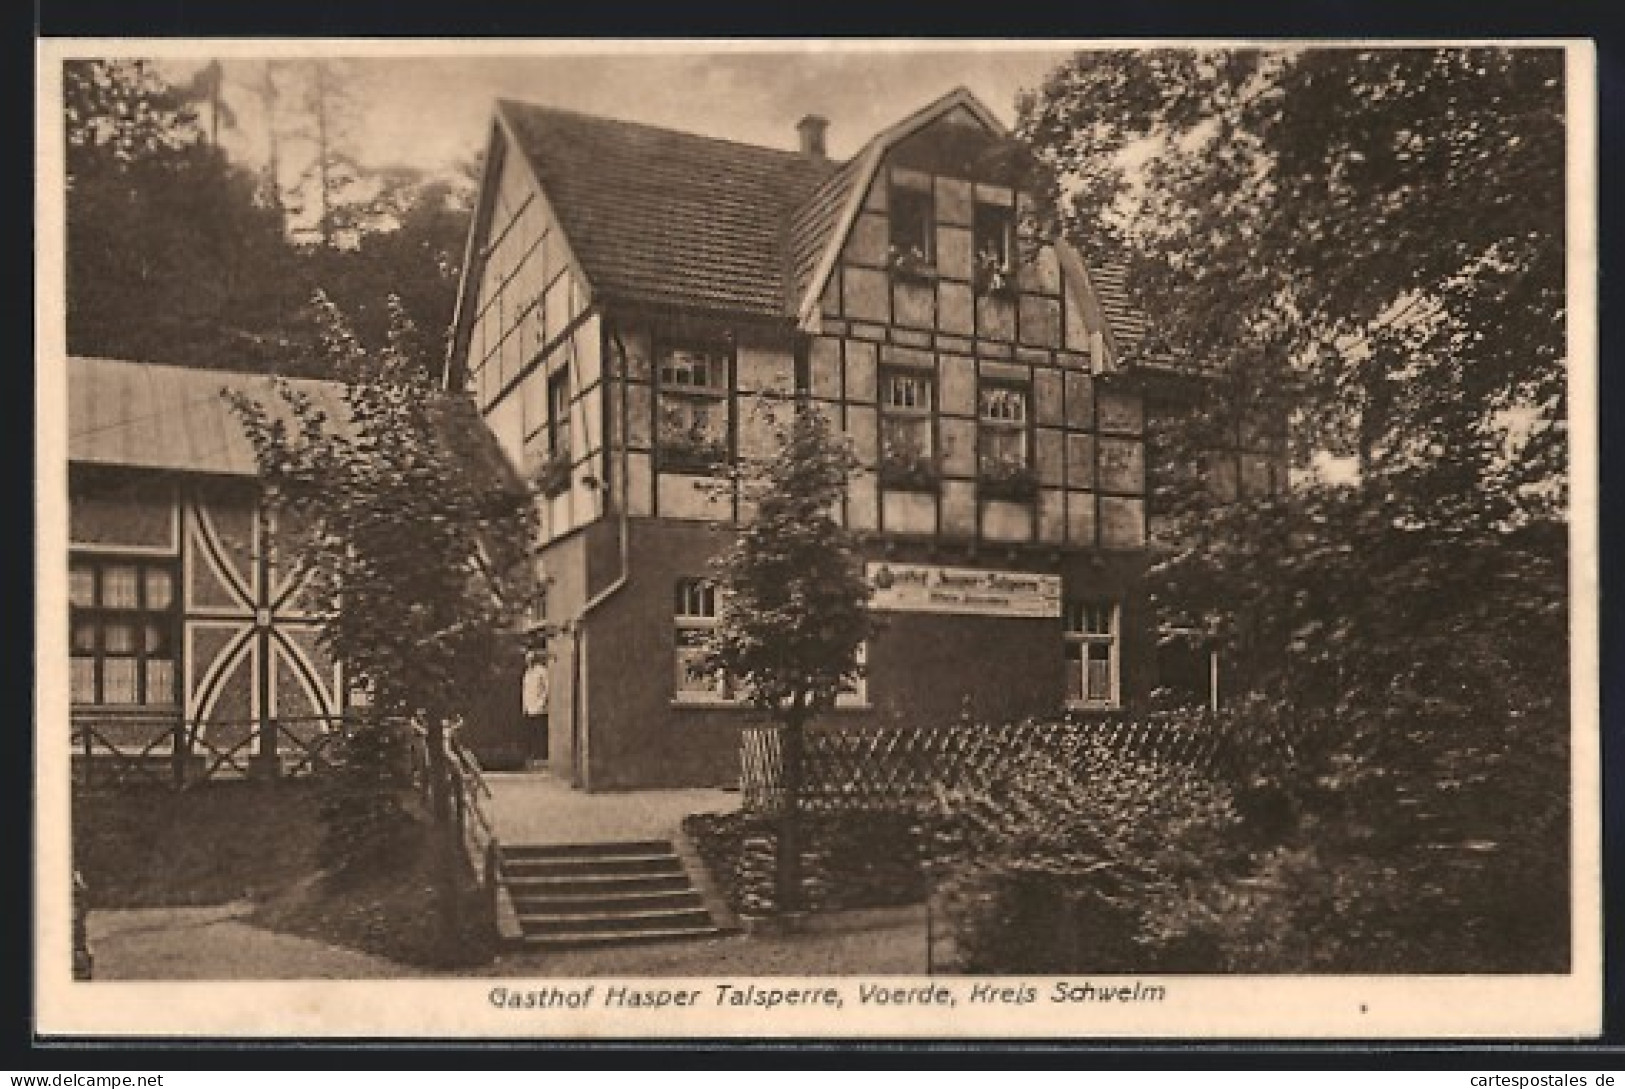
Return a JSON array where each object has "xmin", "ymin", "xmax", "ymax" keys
[{"xmin": 866, "ymin": 563, "xmax": 1062, "ymax": 619}]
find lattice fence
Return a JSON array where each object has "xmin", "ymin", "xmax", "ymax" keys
[{"xmin": 740, "ymin": 713, "xmax": 1278, "ymax": 815}]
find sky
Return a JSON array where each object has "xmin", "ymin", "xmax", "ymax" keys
[{"xmin": 156, "ymin": 43, "xmax": 1079, "ymax": 179}]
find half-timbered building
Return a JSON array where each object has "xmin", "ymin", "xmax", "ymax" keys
[{"xmin": 443, "ymin": 87, "xmax": 1264, "ymax": 789}]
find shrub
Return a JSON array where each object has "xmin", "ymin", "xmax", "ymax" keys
[
  {"xmin": 684, "ymin": 808, "xmax": 929, "ymax": 916},
  {"xmin": 318, "ymin": 719, "xmax": 421, "ymax": 879},
  {"xmin": 928, "ymin": 739, "xmax": 1246, "ymax": 973}
]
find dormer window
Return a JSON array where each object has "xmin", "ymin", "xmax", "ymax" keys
[
  {"xmin": 974, "ymin": 201, "xmax": 1017, "ymax": 295},
  {"xmin": 888, "ymin": 185, "xmax": 936, "ymax": 278}
]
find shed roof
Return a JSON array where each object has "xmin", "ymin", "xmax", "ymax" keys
[{"xmin": 68, "ymin": 356, "xmax": 518, "ymax": 488}]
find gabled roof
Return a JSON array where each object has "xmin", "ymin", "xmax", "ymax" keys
[
  {"xmin": 480, "ymin": 88, "xmax": 1152, "ymax": 358},
  {"xmin": 497, "ymin": 100, "xmax": 839, "ymax": 320},
  {"xmin": 69, "ymin": 356, "xmax": 518, "ymax": 489},
  {"xmin": 789, "ymin": 87, "xmax": 1006, "ymax": 327}
]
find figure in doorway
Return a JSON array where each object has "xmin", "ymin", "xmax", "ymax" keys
[{"xmin": 522, "ymin": 648, "xmax": 550, "ymax": 766}]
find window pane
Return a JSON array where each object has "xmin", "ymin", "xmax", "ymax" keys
[
  {"xmin": 659, "ymin": 395, "xmax": 730, "ymax": 469},
  {"xmin": 882, "ymin": 415, "xmax": 933, "ymax": 460},
  {"xmin": 144, "ymin": 621, "xmax": 173, "ymax": 657},
  {"xmin": 1065, "ymin": 602, "xmax": 1113, "ymax": 635},
  {"xmin": 71, "ymin": 619, "xmax": 97, "ymax": 654},
  {"xmin": 660, "ymin": 348, "xmax": 724, "ymax": 389},
  {"xmin": 144, "ymin": 568, "xmax": 174, "ymax": 611},
  {"xmin": 70, "ymin": 566, "xmax": 95, "ymax": 607},
  {"xmin": 1086, "ymin": 646, "xmax": 1112, "ymax": 702},
  {"xmin": 102, "ymin": 658, "xmax": 138, "ymax": 704},
  {"xmin": 882, "ymin": 372, "xmax": 933, "ymax": 411},
  {"xmin": 890, "ymin": 189, "xmax": 934, "ymax": 259},
  {"xmin": 71, "ymin": 658, "xmax": 97, "ymax": 703},
  {"xmin": 675, "ymin": 578, "xmax": 715, "ymax": 619},
  {"xmin": 980, "ymin": 386, "xmax": 1029, "ymax": 423},
  {"xmin": 145, "ymin": 659, "xmax": 175, "ymax": 705},
  {"xmin": 674, "ymin": 632, "xmax": 719, "ymax": 697},
  {"xmin": 102, "ymin": 565, "xmax": 139, "ymax": 609},
  {"xmin": 103, "ymin": 621, "xmax": 136, "ymax": 655},
  {"xmin": 975, "ymin": 203, "xmax": 1014, "ymax": 267},
  {"xmin": 980, "ymin": 428, "xmax": 1028, "ymax": 473}
]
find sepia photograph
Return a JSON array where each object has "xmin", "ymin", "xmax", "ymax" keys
[{"xmin": 34, "ymin": 38, "xmax": 1600, "ymax": 1039}]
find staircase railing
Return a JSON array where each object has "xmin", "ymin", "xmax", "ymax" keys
[{"xmin": 407, "ymin": 722, "xmax": 501, "ymax": 897}]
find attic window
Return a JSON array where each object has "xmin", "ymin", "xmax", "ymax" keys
[
  {"xmin": 888, "ymin": 186, "xmax": 935, "ymax": 275},
  {"xmin": 973, "ymin": 203, "xmax": 1016, "ymax": 294}
]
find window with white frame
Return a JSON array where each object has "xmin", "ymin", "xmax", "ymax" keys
[
  {"xmin": 673, "ymin": 577, "xmax": 732, "ymax": 702},
  {"xmin": 658, "ymin": 345, "xmax": 731, "ymax": 474},
  {"xmin": 1065, "ymin": 600, "xmax": 1119, "ymax": 709},
  {"xmin": 879, "ymin": 368, "xmax": 936, "ymax": 489},
  {"xmin": 978, "ymin": 383, "xmax": 1033, "ymax": 494}
]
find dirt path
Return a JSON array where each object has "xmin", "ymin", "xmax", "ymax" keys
[
  {"xmin": 86, "ymin": 902, "xmax": 938, "ymax": 980},
  {"xmin": 471, "ymin": 904, "xmax": 939, "ymax": 977}
]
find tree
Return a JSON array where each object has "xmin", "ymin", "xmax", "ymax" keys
[
  {"xmin": 1018, "ymin": 46, "xmax": 1567, "ymax": 707},
  {"xmin": 704, "ymin": 400, "xmax": 875, "ymax": 916},
  {"xmin": 301, "ymin": 169, "xmax": 475, "ymax": 369},
  {"xmin": 229, "ymin": 294, "xmax": 548, "ymax": 959},
  {"xmin": 1015, "ymin": 47, "xmax": 1571, "ymax": 968},
  {"xmin": 64, "ymin": 59, "xmax": 319, "ymax": 374}
]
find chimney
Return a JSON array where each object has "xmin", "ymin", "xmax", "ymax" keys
[{"xmin": 796, "ymin": 114, "xmax": 829, "ymax": 160}]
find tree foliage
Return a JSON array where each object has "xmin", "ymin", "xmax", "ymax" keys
[
  {"xmin": 1003, "ymin": 46, "xmax": 1573, "ymax": 971},
  {"xmin": 1019, "ymin": 46, "xmax": 1568, "ymax": 707},
  {"xmin": 704, "ymin": 400, "xmax": 875, "ymax": 725},
  {"xmin": 228, "ymin": 294, "xmax": 545, "ymax": 729},
  {"xmin": 64, "ymin": 59, "xmax": 316, "ymax": 373},
  {"xmin": 63, "ymin": 58, "xmax": 474, "ymax": 380},
  {"xmin": 703, "ymin": 399, "xmax": 876, "ymax": 917}
]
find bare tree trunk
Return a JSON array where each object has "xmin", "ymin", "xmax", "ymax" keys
[
  {"xmin": 776, "ymin": 698, "xmax": 807, "ymax": 921},
  {"xmin": 313, "ymin": 61, "xmax": 333, "ymax": 247},
  {"xmin": 259, "ymin": 62, "xmax": 285, "ymax": 225}
]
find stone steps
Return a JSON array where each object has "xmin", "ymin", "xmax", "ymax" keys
[{"xmin": 498, "ymin": 840, "xmax": 725, "ymax": 949}]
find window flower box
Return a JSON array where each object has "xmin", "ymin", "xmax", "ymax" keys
[
  {"xmin": 979, "ymin": 462, "xmax": 1039, "ymax": 502},
  {"xmin": 975, "ymin": 254, "xmax": 1019, "ymax": 298},
  {"xmin": 535, "ymin": 453, "xmax": 572, "ymax": 498},
  {"xmin": 879, "ymin": 451, "xmax": 940, "ymax": 492},
  {"xmin": 660, "ymin": 435, "xmax": 731, "ymax": 475},
  {"xmin": 886, "ymin": 243, "xmax": 938, "ymax": 283}
]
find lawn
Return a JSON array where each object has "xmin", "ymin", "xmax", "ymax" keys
[
  {"xmin": 75, "ymin": 781, "xmax": 325, "ymax": 908},
  {"xmin": 74, "ymin": 780, "xmax": 493, "ymax": 969}
]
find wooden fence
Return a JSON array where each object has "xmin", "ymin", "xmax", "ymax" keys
[
  {"xmin": 740, "ymin": 713, "xmax": 1264, "ymax": 814},
  {"xmin": 72, "ymin": 714, "xmax": 352, "ymax": 789}
]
